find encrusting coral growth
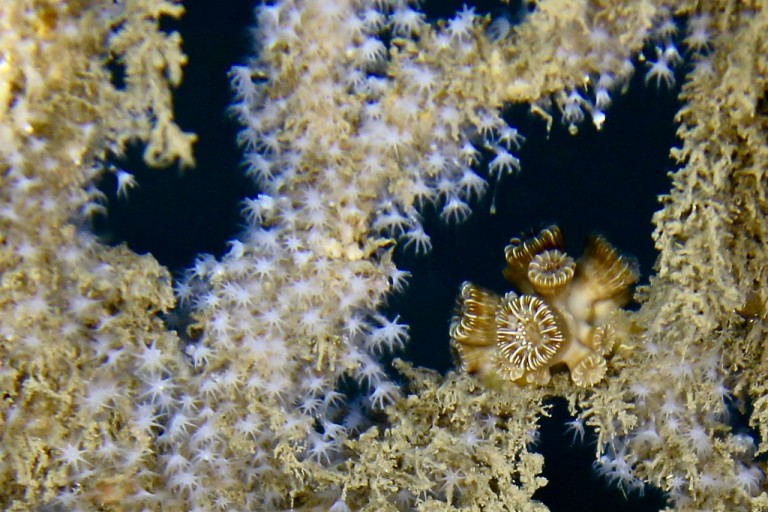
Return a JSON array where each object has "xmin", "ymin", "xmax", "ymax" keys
[{"xmin": 1, "ymin": 0, "xmax": 768, "ymax": 510}]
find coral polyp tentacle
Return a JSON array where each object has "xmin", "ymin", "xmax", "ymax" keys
[
  {"xmin": 579, "ymin": 234, "xmax": 640, "ymax": 303},
  {"xmin": 449, "ymin": 282, "xmax": 501, "ymax": 346},
  {"xmin": 527, "ymin": 249, "xmax": 576, "ymax": 295},
  {"xmin": 503, "ymin": 225, "xmax": 564, "ymax": 292},
  {"xmin": 496, "ymin": 294, "xmax": 564, "ymax": 371}
]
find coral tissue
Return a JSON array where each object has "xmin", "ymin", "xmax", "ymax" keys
[{"xmin": 450, "ymin": 226, "xmax": 638, "ymax": 387}]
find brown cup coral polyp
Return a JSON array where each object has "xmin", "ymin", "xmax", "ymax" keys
[{"xmin": 450, "ymin": 226, "xmax": 638, "ymax": 387}]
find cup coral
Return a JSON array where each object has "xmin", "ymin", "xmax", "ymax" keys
[{"xmin": 450, "ymin": 226, "xmax": 638, "ymax": 387}]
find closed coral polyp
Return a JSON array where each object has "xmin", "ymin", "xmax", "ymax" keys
[{"xmin": 449, "ymin": 282, "xmax": 500, "ymax": 374}]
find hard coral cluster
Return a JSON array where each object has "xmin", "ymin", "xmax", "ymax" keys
[{"xmin": 450, "ymin": 226, "xmax": 638, "ymax": 387}]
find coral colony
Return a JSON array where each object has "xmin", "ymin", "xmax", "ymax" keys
[
  {"xmin": 450, "ymin": 226, "xmax": 639, "ymax": 388},
  {"xmin": 2, "ymin": 0, "xmax": 768, "ymax": 511}
]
